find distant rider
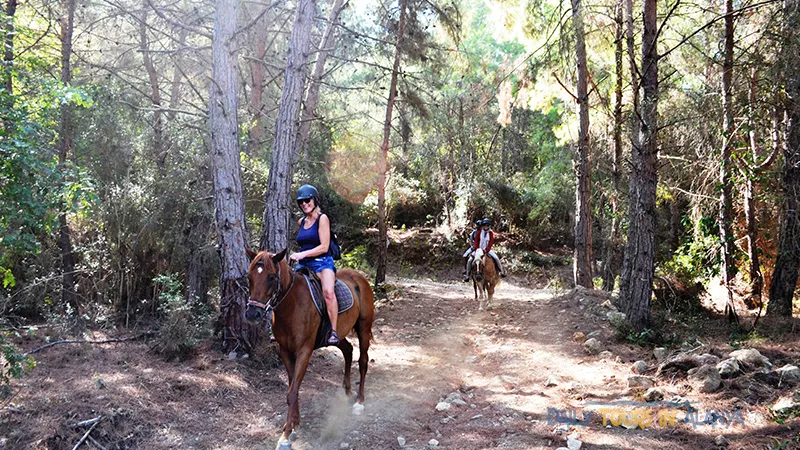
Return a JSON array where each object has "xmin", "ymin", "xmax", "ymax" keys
[{"xmin": 464, "ymin": 218, "xmax": 506, "ymax": 281}]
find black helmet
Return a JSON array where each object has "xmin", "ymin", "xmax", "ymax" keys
[
  {"xmin": 296, "ymin": 184, "xmax": 319, "ymax": 203},
  {"xmin": 482, "ymin": 218, "xmax": 492, "ymax": 226}
]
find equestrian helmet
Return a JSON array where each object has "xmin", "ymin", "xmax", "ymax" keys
[{"xmin": 296, "ymin": 184, "xmax": 319, "ymax": 204}]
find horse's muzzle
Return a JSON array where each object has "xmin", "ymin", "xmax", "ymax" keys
[{"xmin": 244, "ymin": 303, "xmax": 265, "ymax": 323}]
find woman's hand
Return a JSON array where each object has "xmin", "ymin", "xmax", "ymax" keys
[{"xmin": 289, "ymin": 251, "xmax": 305, "ymax": 262}]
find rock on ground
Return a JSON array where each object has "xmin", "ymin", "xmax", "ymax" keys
[
  {"xmin": 631, "ymin": 360, "xmax": 648, "ymax": 373},
  {"xmin": 729, "ymin": 348, "xmax": 771, "ymax": 368},
  {"xmin": 716, "ymin": 358, "xmax": 741, "ymax": 379},
  {"xmin": 688, "ymin": 364, "xmax": 721, "ymax": 393},
  {"xmin": 583, "ymin": 338, "xmax": 602, "ymax": 355}
]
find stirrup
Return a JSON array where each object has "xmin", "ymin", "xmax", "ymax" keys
[{"xmin": 327, "ymin": 330, "xmax": 340, "ymax": 345}]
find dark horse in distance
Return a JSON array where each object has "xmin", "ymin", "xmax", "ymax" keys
[{"xmin": 244, "ymin": 249, "xmax": 375, "ymax": 449}]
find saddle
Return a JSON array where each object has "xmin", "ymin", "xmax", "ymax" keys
[{"xmin": 296, "ymin": 267, "xmax": 355, "ymax": 349}]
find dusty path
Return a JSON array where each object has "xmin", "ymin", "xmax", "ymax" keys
[
  {"xmin": 4, "ymin": 276, "xmax": 794, "ymax": 449},
  {"xmin": 262, "ymin": 277, "xmax": 724, "ymax": 450}
]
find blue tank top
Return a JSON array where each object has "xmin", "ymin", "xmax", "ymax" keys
[{"xmin": 297, "ymin": 216, "xmax": 330, "ymax": 262}]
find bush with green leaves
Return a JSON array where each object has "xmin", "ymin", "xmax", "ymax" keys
[
  {"xmin": 0, "ymin": 332, "xmax": 35, "ymax": 397},
  {"xmin": 338, "ymin": 245, "xmax": 373, "ymax": 275},
  {"xmin": 150, "ymin": 274, "xmax": 213, "ymax": 360}
]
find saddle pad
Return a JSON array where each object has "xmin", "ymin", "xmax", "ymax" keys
[{"xmin": 303, "ymin": 274, "xmax": 355, "ymax": 317}]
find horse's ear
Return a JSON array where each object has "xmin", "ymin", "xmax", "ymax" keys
[
  {"xmin": 272, "ymin": 248, "xmax": 287, "ymax": 264},
  {"xmin": 246, "ymin": 248, "xmax": 258, "ymax": 260}
]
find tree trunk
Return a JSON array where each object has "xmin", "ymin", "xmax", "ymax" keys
[
  {"xmin": 620, "ymin": 0, "xmax": 658, "ymax": 330},
  {"xmin": 167, "ymin": 26, "xmax": 188, "ymax": 122},
  {"xmin": 209, "ymin": 0, "xmax": 255, "ymax": 353},
  {"xmin": 572, "ymin": 0, "xmax": 593, "ymax": 288},
  {"xmin": 246, "ymin": 12, "xmax": 269, "ymax": 156},
  {"xmin": 2, "ymin": 0, "xmax": 17, "ymax": 133},
  {"xmin": 296, "ymin": 0, "xmax": 347, "ymax": 159},
  {"xmin": 58, "ymin": 0, "xmax": 77, "ymax": 315},
  {"xmin": 603, "ymin": 0, "xmax": 624, "ymax": 292},
  {"xmin": 139, "ymin": 0, "xmax": 166, "ymax": 176},
  {"xmin": 375, "ymin": 0, "xmax": 408, "ymax": 285},
  {"xmin": 260, "ymin": 0, "xmax": 316, "ymax": 252},
  {"xmin": 719, "ymin": 0, "xmax": 737, "ymax": 322},
  {"xmin": 768, "ymin": 0, "xmax": 800, "ymax": 317}
]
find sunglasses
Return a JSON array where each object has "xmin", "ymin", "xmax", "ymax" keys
[{"xmin": 297, "ymin": 198, "xmax": 313, "ymax": 205}]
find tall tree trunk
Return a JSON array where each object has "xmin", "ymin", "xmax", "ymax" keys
[
  {"xmin": 140, "ymin": 0, "xmax": 166, "ymax": 175},
  {"xmin": 768, "ymin": 0, "xmax": 800, "ymax": 317},
  {"xmin": 209, "ymin": 0, "xmax": 254, "ymax": 353},
  {"xmin": 2, "ymin": 0, "xmax": 17, "ymax": 133},
  {"xmin": 719, "ymin": 0, "xmax": 737, "ymax": 322},
  {"xmin": 572, "ymin": 0, "xmax": 593, "ymax": 288},
  {"xmin": 603, "ymin": 0, "xmax": 624, "ymax": 292},
  {"xmin": 58, "ymin": 0, "xmax": 77, "ymax": 315},
  {"xmin": 620, "ymin": 0, "xmax": 658, "ymax": 330},
  {"xmin": 742, "ymin": 70, "xmax": 779, "ymax": 308},
  {"xmin": 375, "ymin": 0, "xmax": 408, "ymax": 285},
  {"xmin": 167, "ymin": 26, "xmax": 188, "ymax": 121},
  {"xmin": 296, "ymin": 0, "xmax": 347, "ymax": 159},
  {"xmin": 246, "ymin": 12, "xmax": 269, "ymax": 156},
  {"xmin": 625, "ymin": 0, "xmax": 640, "ymax": 147},
  {"xmin": 260, "ymin": 0, "xmax": 316, "ymax": 252}
]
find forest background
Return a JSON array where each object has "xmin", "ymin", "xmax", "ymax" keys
[{"xmin": 1, "ymin": 0, "xmax": 799, "ymax": 362}]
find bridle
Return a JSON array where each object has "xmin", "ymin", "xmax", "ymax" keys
[{"xmin": 247, "ymin": 258, "xmax": 295, "ymax": 316}]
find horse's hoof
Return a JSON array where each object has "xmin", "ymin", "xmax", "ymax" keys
[
  {"xmin": 352, "ymin": 402, "xmax": 365, "ymax": 416},
  {"xmin": 289, "ymin": 431, "xmax": 297, "ymax": 442}
]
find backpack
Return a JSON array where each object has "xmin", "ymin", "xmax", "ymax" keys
[{"xmin": 301, "ymin": 215, "xmax": 342, "ymax": 260}]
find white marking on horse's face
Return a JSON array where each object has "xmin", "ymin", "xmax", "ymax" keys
[{"xmin": 257, "ymin": 267, "xmax": 263, "ymax": 274}]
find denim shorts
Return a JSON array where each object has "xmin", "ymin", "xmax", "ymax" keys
[{"xmin": 298, "ymin": 255, "xmax": 336, "ymax": 273}]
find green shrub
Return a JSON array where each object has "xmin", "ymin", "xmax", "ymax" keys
[
  {"xmin": 150, "ymin": 274, "xmax": 212, "ymax": 361},
  {"xmin": 0, "ymin": 332, "xmax": 35, "ymax": 397},
  {"xmin": 338, "ymin": 245, "xmax": 372, "ymax": 275}
]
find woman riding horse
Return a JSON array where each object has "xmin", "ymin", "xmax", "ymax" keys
[
  {"xmin": 464, "ymin": 218, "xmax": 506, "ymax": 281},
  {"xmin": 289, "ymin": 184, "xmax": 340, "ymax": 345}
]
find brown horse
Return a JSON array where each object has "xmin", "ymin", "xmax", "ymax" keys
[
  {"xmin": 244, "ymin": 249, "xmax": 374, "ymax": 449},
  {"xmin": 470, "ymin": 248, "xmax": 500, "ymax": 310}
]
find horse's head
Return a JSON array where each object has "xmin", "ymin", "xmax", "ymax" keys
[
  {"xmin": 244, "ymin": 248, "xmax": 287, "ymax": 324},
  {"xmin": 472, "ymin": 248, "xmax": 485, "ymax": 281}
]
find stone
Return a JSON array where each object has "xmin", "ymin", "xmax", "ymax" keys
[
  {"xmin": 566, "ymin": 432, "xmax": 582, "ymax": 450},
  {"xmin": 606, "ymin": 311, "xmax": 628, "ymax": 329},
  {"xmin": 714, "ymin": 435, "xmax": 729, "ymax": 447},
  {"xmin": 688, "ymin": 364, "xmax": 721, "ymax": 393},
  {"xmin": 435, "ymin": 402, "xmax": 451, "ymax": 411},
  {"xmin": 697, "ymin": 353, "xmax": 721, "ymax": 366},
  {"xmin": 631, "ymin": 360, "xmax": 649, "ymax": 374},
  {"xmin": 583, "ymin": 338, "xmax": 602, "ymax": 355},
  {"xmin": 772, "ymin": 390, "xmax": 800, "ymax": 414},
  {"xmin": 729, "ymin": 348, "xmax": 771, "ymax": 368},
  {"xmin": 572, "ymin": 332, "xmax": 587, "ymax": 343},
  {"xmin": 545, "ymin": 376, "xmax": 559, "ymax": 387},
  {"xmin": 657, "ymin": 354, "xmax": 701, "ymax": 376},
  {"xmin": 445, "ymin": 392, "xmax": 467, "ymax": 407},
  {"xmin": 716, "ymin": 358, "xmax": 741, "ymax": 379},
  {"xmin": 339, "ymin": 443, "xmax": 350, "ymax": 449},
  {"xmin": 653, "ymin": 347, "xmax": 668, "ymax": 362},
  {"xmin": 428, "ymin": 439, "xmax": 439, "ymax": 448},
  {"xmin": 643, "ymin": 387, "xmax": 664, "ymax": 402},
  {"xmin": 599, "ymin": 350, "xmax": 614, "ymax": 359},
  {"xmin": 776, "ymin": 365, "xmax": 800, "ymax": 383},
  {"xmin": 397, "ymin": 436, "xmax": 406, "ymax": 448},
  {"xmin": 587, "ymin": 330, "xmax": 602, "ymax": 339},
  {"xmin": 627, "ymin": 375, "xmax": 655, "ymax": 390}
]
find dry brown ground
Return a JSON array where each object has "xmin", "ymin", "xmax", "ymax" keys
[{"xmin": 2, "ymin": 275, "xmax": 799, "ymax": 450}]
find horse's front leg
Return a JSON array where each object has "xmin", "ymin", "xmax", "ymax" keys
[
  {"xmin": 339, "ymin": 338, "xmax": 353, "ymax": 396},
  {"xmin": 280, "ymin": 348, "xmax": 313, "ymax": 445}
]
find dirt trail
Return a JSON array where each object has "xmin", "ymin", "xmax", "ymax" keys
[{"xmin": 3, "ymin": 276, "xmax": 795, "ymax": 449}]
